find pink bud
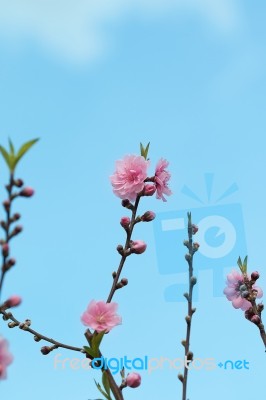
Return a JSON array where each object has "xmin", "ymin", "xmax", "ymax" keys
[
  {"xmin": 143, "ymin": 184, "xmax": 156, "ymax": 197},
  {"xmin": 2, "ymin": 243, "xmax": 9, "ymax": 257},
  {"xmin": 6, "ymin": 295, "xmax": 22, "ymax": 308},
  {"xmin": 126, "ymin": 372, "xmax": 141, "ymax": 388},
  {"xmin": 141, "ymin": 211, "xmax": 156, "ymax": 222},
  {"xmin": 20, "ymin": 187, "xmax": 34, "ymax": 197},
  {"xmin": 251, "ymin": 315, "xmax": 261, "ymax": 325},
  {"xmin": 192, "ymin": 224, "xmax": 198, "ymax": 234},
  {"xmin": 193, "ymin": 242, "xmax": 200, "ymax": 250},
  {"xmin": 251, "ymin": 271, "xmax": 260, "ymax": 281},
  {"xmin": 7, "ymin": 258, "xmax": 16, "ymax": 268},
  {"xmin": 120, "ymin": 217, "xmax": 131, "ymax": 229},
  {"xmin": 130, "ymin": 240, "xmax": 147, "ymax": 254},
  {"xmin": 2, "ymin": 200, "xmax": 10, "ymax": 211},
  {"xmin": 14, "ymin": 225, "xmax": 23, "ymax": 234}
]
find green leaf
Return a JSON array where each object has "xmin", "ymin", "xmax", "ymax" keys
[
  {"xmin": 94, "ymin": 381, "xmax": 110, "ymax": 400},
  {"xmin": 14, "ymin": 138, "xmax": 39, "ymax": 169},
  {"xmin": 242, "ymin": 256, "xmax": 248, "ymax": 274},
  {"xmin": 8, "ymin": 138, "xmax": 15, "ymax": 155},
  {"xmin": 102, "ymin": 372, "xmax": 111, "ymax": 397},
  {"xmin": 0, "ymin": 146, "xmax": 11, "ymax": 169},
  {"xmin": 91, "ymin": 331, "xmax": 105, "ymax": 355},
  {"xmin": 140, "ymin": 142, "xmax": 150, "ymax": 160},
  {"xmin": 83, "ymin": 346, "xmax": 97, "ymax": 358},
  {"xmin": 120, "ymin": 367, "xmax": 125, "ymax": 379}
]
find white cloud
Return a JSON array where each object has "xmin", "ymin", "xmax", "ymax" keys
[{"xmin": 0, "ymin": 0, "xmax": 241, "ymax": 63}]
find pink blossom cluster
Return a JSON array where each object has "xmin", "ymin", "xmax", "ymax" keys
[
  {"xmin": 110, "ymin": 155, "xmax": 172, "ymax": 202},
  {"xmin": 224, "ymin": 270, "xmax": 263, "ymax": 311}
]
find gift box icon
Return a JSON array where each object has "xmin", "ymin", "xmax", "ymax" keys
[{"xmin": 153, "ymin": 174, "xmax": 247, "ymax": 302}]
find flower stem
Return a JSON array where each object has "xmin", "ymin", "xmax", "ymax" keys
[
  {"xmin": 0, "ymin": 173, "xmax": 14, "ymax": 301},
  {"xmin": 107, "ymin": 196, "xmax": 140, "ymax": 303},
  {"xmin": 181, "ymin": 214, "xmax": 197, "ymax": 400},
  {"xmin": 0, "ymin": 308, "xmax": 84, "ymax": 353}
]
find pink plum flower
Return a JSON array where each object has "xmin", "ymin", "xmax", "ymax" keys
[
  {"xmin": 81, "ymin": 300, "xmax": 122, "ymax": 332},
  {"xmin": 0, "ymin": 337, "xmax": 13, "ymax": 380},
  {"xmin": 154, "ymin": 159, "xmax": 172, "ymax": 202},
  {"xmin": 110, "ymin": 155, "xmax": 149, "ymax": 201},
  {"xmin": 126, "ymin": 372, "xmax": 142, "ymax": 388},
  {"xmin": 223, "ymin": 270, "xmax": 263, "ymax": 311}
]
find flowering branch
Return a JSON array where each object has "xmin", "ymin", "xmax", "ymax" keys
[
  {"xmin": 81, "ymin": 145, "xmax": 172, "ymax": 400},
  {"xmin": 224, "ymin": 257, "xmax": 266, "ymax": 351},
  {"xmin": 178, "ymin": 213, "xmax": 199, "ymax": 400},
  {"xmin": 0, "ymin": 307, "xmax": 84, "ymax": 354}
]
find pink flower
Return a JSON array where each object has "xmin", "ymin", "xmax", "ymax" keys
[
  {"xmin": 110, "ymin": 155, "xmax": 149, "ymax": 201},
  {"xmin": 130, "ymin": 240, "xmax": 147, "ymax": 254},
  {"xmin": 223, "ymin": 270, "xmax": 263, "ymax": 311},
  {"xmin": 126, "ymin": 372, "xmax": 142, "ymax": 388},
  {"xmin": 81, "ymin": 300, "xmax": 122, "ymax": 332},
  {"xmin": 0, "ymin": 337, "xmax": 13, "ymax": 380},
  {"xmin": 154, "ymin": 159, "xmax": 172, "ymax": 202}
]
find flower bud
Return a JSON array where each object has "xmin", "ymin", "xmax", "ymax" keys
[
  {"xmin": 7, "ymin": 258, "xmax": 16, "ymax": 268},
  {"xmin": 120, "ymin": 217, "xmax": 130, "ymax": 229},
  {"xmin": 141, "ymin": 211, "xmax": 156, "ymax": 222},
  {"xmin": 130, "ymin": 240, "xmax": 147, "ymax": 254},
  {"xmin": 13, "ymin": 213, "xmax": 21, "ymax": 221},
  {"xmin": 116, "ymin": 245, "xmax": 124, "ymax": 255},
  {"xmin": 5, "ymin": 295, "xmax": 22, "ymax": 308},
  {"xmin": 3, "ymin": 200, "xmax": 10, "ymax": 211},
  {"xmin": 192, "ymin": 224, "xmax": 198, "ymax": 234},
  {"xmin": 41, "ymin": 346, "xmax": 51, "ymax": 355},
  {"xmin": 20, "ymin": 187, "xmax": 34, "ymax": 198},
  {"xmin": 193, "ymin": 242, "xmax": 200, "ymax": 251},
  {"xmin": 185, "ymin": 254, "xmax": 191, "ymax": 262},
  {"xmin": 143, "ymin": 184, "xmax": 156, "ymax": 197},
  {"xmin": 121, "ymin": 199, "xmax": 133, "ymax": 209},
  {"xmin": 14, "ymin": 225, "xmax": 23, "ymax": 235},
  {"xmin": 178, "ymin": 374, "xmax": 184, "ymax": 383},
  {"xmin": 245, "ymin": 307, "xmax": 254, "ymax": 321},
  {"xmin": 190, "ymin": 276, "xmax": 197, "ymax": 285},
  {"xmin": 121, "ymin": 278, "xmax": 128, "ymax": 286},
  {"xmin": 2, "ymin": 243, "xmax": 9, "ymax": 257},
  {"xmin": 257, "ymin": 303, "xmax": 264, "ymax": 312},
  {"xmin": 251, "ymin": 315, "xmax": 261, "ymax": 325},
  {"xmin": 14, "ymin": 179, "xmax": 23, "ymax": 187},
  {"xmin": 251, "ymin": 271, "xmax": 260, "ymax": 281},
  {"xmin": 126, "ymin": 372, "xmax": 141, "ymax": 388}
]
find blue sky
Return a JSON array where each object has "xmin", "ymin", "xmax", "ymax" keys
[{"xmin": 0, "ymin": 1, "xmax": 266, "ymax": 399}]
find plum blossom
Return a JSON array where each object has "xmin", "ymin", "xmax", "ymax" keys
[
  {"xmin": 224, "ymin": 270, "xmax": 263, "ymax": 311},
  {"xmin": 0, "ymin": 337, "xmax": 13, "ymax": 380},
  {"xmin": 154, "ymin": 159, "xmax": 172, "ymax": 202},
  {"xmin": 110, "ymin": 155, "xmax": 149, "ymax": 201},
  {"xmin": 81, "ymin": 300, "xmax": 121, "ymax": 332}
]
